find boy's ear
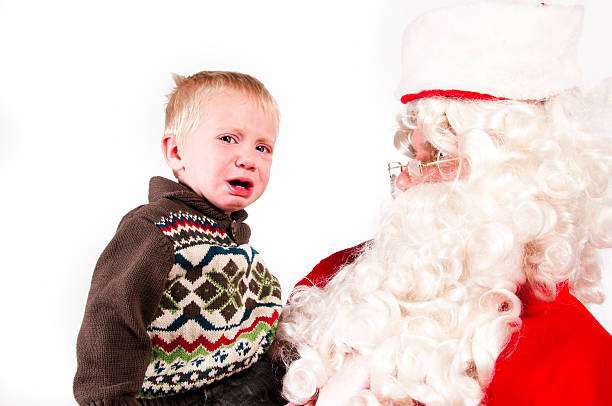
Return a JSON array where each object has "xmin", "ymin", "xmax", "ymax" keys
[{"xmin": 161, "ymin": 133, "xmax": 184, "ymax": 173}]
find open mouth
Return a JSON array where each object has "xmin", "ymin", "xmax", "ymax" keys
[{"xmin": 228, "ymin": 179, "xmax": 253, "ymax": 190}]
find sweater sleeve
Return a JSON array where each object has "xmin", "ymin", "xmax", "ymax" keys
[{"xmin": 73, "ymin": 213, "xmax": 174, "ymax": 406}]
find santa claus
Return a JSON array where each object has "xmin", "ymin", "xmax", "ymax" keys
[{"xmin": 276, "ymin": 1, "xmax": 612, "ymax": 405}]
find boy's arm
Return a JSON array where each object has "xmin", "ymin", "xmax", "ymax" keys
[{"xmin": 73, "ymin": 214, "xmax": 174, "ymax": 406}]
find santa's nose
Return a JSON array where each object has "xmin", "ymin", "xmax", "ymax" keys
[{"xmin": 395, "ymin": 169, "xmax": 412, "ymax": 192}]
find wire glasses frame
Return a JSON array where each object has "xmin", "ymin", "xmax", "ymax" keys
[{"xmin": 387, "ymin": 156, "xmax": 461, "ymax": 180}]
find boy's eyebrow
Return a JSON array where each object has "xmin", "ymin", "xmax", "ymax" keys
[
  {"xmin": 255, "ymin": 135, "xmax": 277, "ymax": 146},
  {"xmin": 218, "ymin": 126, "xmax": 243, "ymax": 133},
  {"xmin": 214, "ymin": 126, "xmax": 246, "ymax": 137}
]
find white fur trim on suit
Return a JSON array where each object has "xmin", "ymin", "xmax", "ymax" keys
[{"xmin": 396, "ymin": 0, "xmax": 584, "ymax": 102}]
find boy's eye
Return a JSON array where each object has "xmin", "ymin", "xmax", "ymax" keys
[
  {"xmin": 256, "ymin": 145, "xmax": 271, "ymax": 153},
  {"xmin": 219, "ymin": 135, "xmax": 236, "ymax": 144}
]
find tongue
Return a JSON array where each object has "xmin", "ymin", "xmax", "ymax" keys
[
  {"xmin": 228, "ymin": 181, "xmax": 252, "ymax": 197},
  {"xmin": 231, "ymin": 180, "xmax": 249, "ymax": 189}
]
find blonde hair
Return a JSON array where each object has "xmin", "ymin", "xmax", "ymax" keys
[
  {"xmin": 164, "ymin": 70, "xmax": 279, "ymax": 146},
  {"xmin": 277, "ymin": 82, "xmax": 612, "ymax": 405}
]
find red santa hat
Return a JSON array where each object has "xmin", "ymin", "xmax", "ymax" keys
[{"xmin": 396, "ymin": 0, "xmax": 584, "ymax": 103}]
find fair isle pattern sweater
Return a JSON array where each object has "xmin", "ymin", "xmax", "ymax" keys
[
  {"xmin": 74, "ymin": 177, "xmax": 282, "ymax": 406},
  {"xmin": 142, "ymin": 211, "xmax": 281, "ymax": 397}
]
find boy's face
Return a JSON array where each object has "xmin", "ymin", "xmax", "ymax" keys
[{"xmin": 177, "ymin": 89, "xmax": 278, "ymax": 213}]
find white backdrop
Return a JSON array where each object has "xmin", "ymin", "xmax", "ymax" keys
[{"xmin": 1, "ymin": 0, "xmax": 610, "ymax": 404}]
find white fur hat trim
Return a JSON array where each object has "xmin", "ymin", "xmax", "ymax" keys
[{"xmin": 396, "ymin": 0, "xmax": 584, "ymax": 103}]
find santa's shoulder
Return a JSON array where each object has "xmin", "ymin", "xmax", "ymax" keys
[
  {"xmin": 294, "ymin": 241, "xmax": 370, "ymax": 289},
  {"xmin": 485, "ymin": 287, "xmax": 612, "ymax": 405}
]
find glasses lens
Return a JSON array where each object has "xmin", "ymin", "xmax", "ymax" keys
[
  {"xmin": 388, "ymin": 162, "xmax": 404, "ymax": 197},
  {"xmin": 408, "ymin": 160, "xmax": 421, "ymax": 177},
  {"xmin": 388, "ymin": 163, "xmax": 403, "ymax": 179},
  {"xmin": 389, "ymin": 173, "xmax": 399, "ymax": 196},
  {"xmin": 436, "ymin": 152, "xmax": 459, "ymax": 177}
]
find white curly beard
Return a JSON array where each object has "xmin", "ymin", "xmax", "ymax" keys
[{"xmin": 278, "ymin": 179, "xmax": 527, "ymax": 406}]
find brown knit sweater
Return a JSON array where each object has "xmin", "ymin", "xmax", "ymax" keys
[{"xmin": 74, "ymin": 177, "xmax": 282, "ymax": 405}]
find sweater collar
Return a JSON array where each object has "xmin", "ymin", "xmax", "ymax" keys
[{"xmin": 148, "ymin": 176, "xmax": 251, "ymax": 244}]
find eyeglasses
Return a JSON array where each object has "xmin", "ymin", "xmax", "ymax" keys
[{"xmin": 387, "ymin": 155, "xmax": 461, "ymax": 181}]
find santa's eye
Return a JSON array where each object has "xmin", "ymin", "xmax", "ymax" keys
[{"xmin": 436, "ymin": 150, "xmax": 450, "ymax": 160}]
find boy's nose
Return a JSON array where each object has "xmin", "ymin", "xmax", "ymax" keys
[{"xmin": 235, "ymin": 153, "xmax": 256, "ymax": 170}]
